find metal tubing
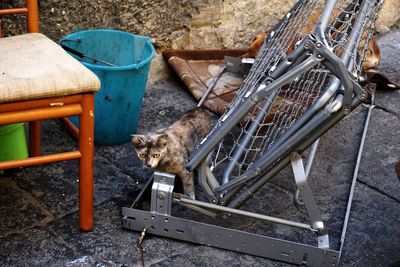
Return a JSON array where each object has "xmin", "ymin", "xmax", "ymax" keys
[
  {"xmin": 339, "ymin": 93, "xmax": 375, "ymax": 258},
  {"xmin": 186, "ymin": 85, "xmax": 264, "ymax": 171},
  {"xmin": 321, "ymin": 63, "xmax": 367, "ymax": 101},
  {"xmin": 216, "ymin": 106, "xmax": 336, "ymax": 193},
  {"xmin": 228, "ymin": 97, "xmax": 362, "ymax": 208},
  {"xmin": 174, "ymin": 201, "xmax": 217, "ymax": 218},
  {"xmin": 206, "ymin": 165, "xmax": 220, "ymax": 190},
  {"xmin": 221, "ymin": 40, "xmax": 310, "ymax": 185},
  {"xmin": 223, "ymin": 183, "xmax": 245, "ymax": 204},
  {"xmin": 315, "ymin": 0, "xmax": 337, "ymax": 47},
  {"xmin": 0, "ymin": 151, "xmax": 81, "ymax": 170},
  {"xmin": 219, "ymin": 91, "xmax": 342, "ymax": 195},
  {"xmin": 222, "ymin": 89, "xmax": 279, "ymax": 185},
  {"xmin": 227, "ymin": 156, "xmax": 291, "ymax": 208},
  {"xmin": 340, "ymin": 0, "xmax": 370, "ymax": 69},
  {"xmin": 253, "ymin": 57, "xmax": 319, "ymax": 101},
  {"xmin": 331, "ymin": 1, "xmax": 360, "ymax": 35},
  {"xmin": 305, "ymin": 139, "xmax": 320, "ymax": 178},
  {"xmin": 341, "ymin": 1, "xmax": 370, "ymax": 109},
  {"xmin": 269, "ymin": 37, "xmax": 308, "ymax": 79},
  {"xmin": 317, "ymin": 1, "xmax": 368, "ymax": 114},
  {"xmin": 216, "ymin": 67, "xmax": 332, "ymax": 193},
  {"xmin": 317, "ymin": 45, "xmax": 354, "ymax": 112},
  {"xmin": 315, "ymin": 0, "xmax": 369, "ymax": 112},
  {"xmin": 322, "ymin": 61, "xmax": 350, "ymax": 88},
  {"xmin": 313, "ymin": 78, "xmax": 342, "ymax": 111},
  {"xmin": 257, "ymin": 77, "xmax": 341, "ymax": 165},
  {"xmin": 198, "ymin": 161, "xmax": 218, "ymax": 202},
  {"xmin": 187, "ymin": 56, "xmax": 319, "ymax": 171},
  {"xmin": 175, "ymin": 196, "xmax": 312, "ymax": 230},
  {"xmin": 0, "ymin": 104, "xmax": 82, "ymax": 125}
]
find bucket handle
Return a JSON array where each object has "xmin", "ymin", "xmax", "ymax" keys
[{"xmin": 60, "ymin": 40, "xmax": 117, "ymax": 67}]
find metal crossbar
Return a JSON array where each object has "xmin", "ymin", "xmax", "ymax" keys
[{"xmin": 123, "ymin": 0, "xmax": 383, "ymax": 265}]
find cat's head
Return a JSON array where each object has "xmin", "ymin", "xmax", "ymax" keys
[{"xmin": 131, "ymin": 133, "xmax": 168, "ymax": 168}]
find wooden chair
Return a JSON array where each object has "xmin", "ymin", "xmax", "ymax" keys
[{"xmin": 0, "ymin": 0, "xmax": 100, "ymax": 231}]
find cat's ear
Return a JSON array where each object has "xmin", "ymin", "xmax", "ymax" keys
[
  {"xmin": 131, "ymin": 134, "xmax": 147, "ymax": 148},
  {"xmin": 155, "ymin": 134, "xmax": 168, "ymax": 148}
]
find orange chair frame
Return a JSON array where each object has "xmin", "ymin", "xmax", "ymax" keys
[{"xmin": 0, "ymin": 0, "xmax": 95, "ymax": 231}]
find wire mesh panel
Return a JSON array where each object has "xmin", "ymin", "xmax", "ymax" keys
[{"xmin": 194, "ymin": 0, "xmax": 383, "ymax": 187}]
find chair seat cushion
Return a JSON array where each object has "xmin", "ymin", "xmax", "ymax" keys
[{"xmin": 0, "ymin": 33, "xmax": 100, "ymax": 103}]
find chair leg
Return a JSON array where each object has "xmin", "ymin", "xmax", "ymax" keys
[
  {"xmin": 79, "ymin": 93, "xmax": 95, "ymax": 231},
  {"xmin": 29, "ymin": 121, "xmax": 41, "ymax": 157}
]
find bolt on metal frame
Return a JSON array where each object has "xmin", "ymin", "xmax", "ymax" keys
[{"xmin": 123, "ymin": 0, "xmax": 383, "ymax": 265}]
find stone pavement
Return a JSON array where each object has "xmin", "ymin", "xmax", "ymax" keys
[{"xmin": 1, "ymin": 31, "xmax": 400, "ymax": 267}]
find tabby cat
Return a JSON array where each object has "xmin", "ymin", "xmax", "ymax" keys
[{"xmin": 131, "ymin": 108, "xmax": 212, "ymax": 199}]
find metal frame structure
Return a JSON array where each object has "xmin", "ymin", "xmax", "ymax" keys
[{"xmin": 123, "ymin": 0, "xmax": 383, "ymax": 265}]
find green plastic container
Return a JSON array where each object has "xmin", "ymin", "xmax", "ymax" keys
[{"xmin": 0, "ymin": 123, "xmax": 29, "ymax": 166}]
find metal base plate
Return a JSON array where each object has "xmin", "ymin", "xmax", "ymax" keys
[{"xmin": 122, "ymin": 207, "xmax": 339, "ymax": 266}]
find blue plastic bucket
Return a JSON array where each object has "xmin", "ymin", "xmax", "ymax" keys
[{"xmin": 60, "ymin": 29, "xmax": 155, "ymax": 145}]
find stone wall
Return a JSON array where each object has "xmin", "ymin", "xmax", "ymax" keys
[{"xmin": 1, "ymin": 0, "xmax": 399, "ymax": 85}]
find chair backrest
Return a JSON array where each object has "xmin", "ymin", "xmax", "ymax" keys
[{"xmin": 0, "ymin": 0, "xmax": 39, "ymax": 34}]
